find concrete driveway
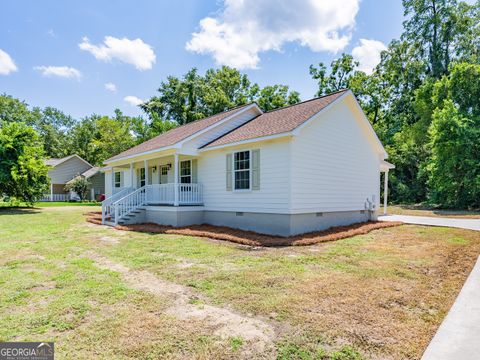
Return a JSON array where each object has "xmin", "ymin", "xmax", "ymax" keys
[
  {"xmin": 380, "ymin": 214, "xmax": 480, "ymax": 360},
  {"xmin": 379, "ymin": 214, "xmax": 480, "ymax": 231}
]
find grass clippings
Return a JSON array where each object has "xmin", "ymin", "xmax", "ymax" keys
[{"xmin": 85, "ymin": 211, "xmax": 402, "ymax": 247}]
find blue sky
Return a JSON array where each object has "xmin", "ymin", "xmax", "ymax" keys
[{"xmin": 0, "ymin": 0, "xmax": 405, "ymax": 119}]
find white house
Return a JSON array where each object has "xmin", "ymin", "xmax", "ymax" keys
[{"xmin": 101, "ymin": 90, "xmax": 394, "ymax": 236}]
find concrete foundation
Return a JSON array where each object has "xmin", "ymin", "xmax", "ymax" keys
[
  {"xmin": 144, "ymin": 206, "xmax": 205, "ymax": 227},
  {"xmin": 122, "ymin": 207, "xmax": 373, "ymax": 236}
]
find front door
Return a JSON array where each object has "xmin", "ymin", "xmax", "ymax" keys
[{"xmin": 159, "ymin": 165, "xmax": 169, "ymax": 184}]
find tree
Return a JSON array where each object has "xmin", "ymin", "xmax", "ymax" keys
[
  {"xmin": 255, "ymin": 85, "xmax": 300, "ymax": 112},
  {"xmin": 0, "ymin": 122, "xmax": 49, "ymax": 204},
  {"xmin": 426, "ymin": 62, "xmax": 480, "ymax": 208},
  {"xmin": 402, "ymin": 0, "xmax": 458, "ymax": 78},
  {"xmin": 142, "ymin": 66, "xmax": 300, "ymax": 124},
  {"xmin": 0, "ymin": 94, "xmax": 39, "ymax": 126},
  {"xmin": 65, "ymin": 176, "xmax": 90, "ymax": 200},
  {"xmin": 309, "ymin": 54, "xmax": 359, "ymax": 96},
  {"xmin": 34, "ymin": 107, "xmax": 75, "ymax": 158}
]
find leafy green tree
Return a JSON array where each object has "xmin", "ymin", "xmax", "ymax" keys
[
  {"xmin": 402, "ymin": 0, "xmax": 458, "ymax": 78},
  {"xmin": 68, "ymin": 109, "xmax": 160, "ymax": 165},
  {"xmin": 309, "ymin": 54, "xmax": 359, "ymax": 96},
  {"xmin": 65, "ymin": 176, "xmax": 90, "ymax": 200},
  {"xmin": 0, "ymin": 94, "xmax": 39, "ymax": 126},
  {"xmin": 427, "ymin": 100, "xmax": 480, "ymax": 208},
  {"xmin": 35, "ymin": 107, "xmax": 75, "ymax": 158},
  {"xmin": 0, "ymin": 122, "xmax": 49, "ymax": 204},
  {"xmin": 142, "ymin": 66, "xmax": 300, "ymax": 124},
  {"xmin": 426, "ymin": 62, "xmax": 480, "ymax": 208},
  {"xmin": 255, "ymin": 85, "xmax": 300, "ymax": 112}
]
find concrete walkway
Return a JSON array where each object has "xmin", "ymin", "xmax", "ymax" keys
[
  {"xmin": 421, "ymin": 256, "xmax": 480, "ymax": 360},
  {"xmin": 379, "ymin": 214, "xmax": 480, "ymax": 231}
]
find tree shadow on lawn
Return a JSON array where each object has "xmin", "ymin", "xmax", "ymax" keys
[{"xmin": 0, "ymin": 207, "xmax": 41, "ymax": 215}]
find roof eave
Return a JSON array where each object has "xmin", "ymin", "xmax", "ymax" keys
[{"xmin": 103, "ymin": 103, "xmax": 262, "ymax": 164}]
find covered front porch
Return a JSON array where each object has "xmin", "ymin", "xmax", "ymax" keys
[{"xmin": 108, "ymin": 152, "xmax": 202, "ymax": 206}]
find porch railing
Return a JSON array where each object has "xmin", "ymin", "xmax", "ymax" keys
[
  {"xmin": 145, "ymin": 183, "xmax": 203, "ymax": 205},
  {"xmin": 39, "ymin": 194, "xmax": 70, "ymax": 202},
  {"xmin": 113, "ymin": 187, "xmax": 146, "ymax": 225},
  {"xmin": 102, "ymin": 183, "xmax": 203, "ymax": 225},
  {"xmin": 101, "ymin": 187, "xmax": 133, "ymax": 224}
]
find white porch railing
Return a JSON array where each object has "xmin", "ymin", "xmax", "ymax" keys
[
  {"xmin": 101, "ymin": 187, "xmax": 133, "ymax": 224},
  {"xmin": 178, "ymin": 183, "xmax": 203, "ymax": 205},
  {"xmin": 40, "ymin": 194, "xmax": 69, "ymax": 202},
  {"xmin": 145, "ymin": 183, "xmax": 203, "ymax": 205},
  {"xmin": 113, "ymin": 187, "xmax": 146, "ymax": 225},
  {"xmin": 103, "ymin": 183, "xmax": 203, "ymax": 225}
]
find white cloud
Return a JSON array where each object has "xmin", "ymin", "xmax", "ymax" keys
[
  {"xmin": 124, "ymin": 95, "xmax": 144, "ymax": 106},
  {"xmin": 34, "ymin": 66, "xmax": 82, "ymax": 80},
  {"xmin": 186, "ymin": 0, "xmax": 360, "ymax": 69},
  {"xmin": 352, "ymin": 39, "xmax": 387, "ymax": 74},
  {"xmin": 104, "ymin": 82, "xmax": 117, "ymax": 92},
  {"xmin": 0, "ymin": 49, "xmax": 18, "ymax": 75},
  {"xmin": 79, "ymin": 36, "xmax": 156, "ymax": 70}
]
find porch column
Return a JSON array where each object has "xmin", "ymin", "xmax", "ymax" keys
[
  {"xmin": 144, "ymin": 160, "xmax": 149, "ymax": 186},
  {"xmin": 383, "ymin": 170, "xmax": 389, "ymax": 215},
  {"xmin": 50, "ymin": 183, "xmax": 53, "ymax": 201},
  {"xmin": 174, "ymin": 153, "xmax": 179, "ymax": 206},
  {"xmin": 111, "ymin": 167, "xmax": 115, "ymax": 195},
  {"xmin": 130, "ymin": 163, "xmax": 134, "ymax": 188}
]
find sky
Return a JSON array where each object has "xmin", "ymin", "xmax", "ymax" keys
[{"xmin": 0, "ymin": 0, "xmax": 405, "ymax": 119}]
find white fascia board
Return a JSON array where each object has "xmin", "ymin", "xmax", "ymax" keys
[
  {"xmin": 103, "ymin": 145, "xmax": 177, "ymax": 165},
  {"xmin": 199, "ymin": 132, "xmax": 292, "ymax": 152}
]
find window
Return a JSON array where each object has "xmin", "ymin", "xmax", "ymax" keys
[
  {"xmin": 161, "ymin": 166, "xmax": 168, "ymax": 176},
  {"xmin": 234, "ymin": 151, "xmax": 250, "ymax": 190},
  {"xmin": 180, "ymin": 160, "xmax": 191, "ymax": 183},
  {"xmin": 139, "ymin": 168, "xmax": 145, "ymax": 187},
  {"xmin": 114, "ymin": 172, "xmax": 121, "ymax": 188}
]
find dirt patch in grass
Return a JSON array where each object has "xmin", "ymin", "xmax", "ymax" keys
[
  {"xmin": 85, "ymin": 211, "xmax": 402, "ymax": 247},
  {"xmin": 89, "ymin": 251, "xmax": 276, "ymax": 356}
]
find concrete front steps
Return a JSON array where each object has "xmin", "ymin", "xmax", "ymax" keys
[{"xmin": 104, "ymin": 207, "xmax": 146, "ymax": 226}]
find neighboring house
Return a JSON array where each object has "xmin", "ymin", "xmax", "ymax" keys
[
  {"xmin": 66, "ymin": 167, "xmax": 105, "ymax": 201},
  {"xmin": 42, "ymin": 155, "xmax": 103, "ymax": 201},
  {"xmin": 101, "ymin": 90, "xmax": 394, "ymax": 236}
]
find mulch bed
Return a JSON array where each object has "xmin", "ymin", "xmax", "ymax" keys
[{"xmin": 85, "ymin": 211, "xmax": 403, "ymax": 247}]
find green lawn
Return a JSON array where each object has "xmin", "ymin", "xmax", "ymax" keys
[{"xmin": 1, "ymin": 207, "xmax": 479, "ymax": 359}]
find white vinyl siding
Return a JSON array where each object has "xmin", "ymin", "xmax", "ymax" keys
[
  {"xmin": 290, "ymin": 99, "xmax": 380, "ymax": 213},
  {"xmin": 199, "ymin": 139, "xmax": 291, "ymax": 213}
]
